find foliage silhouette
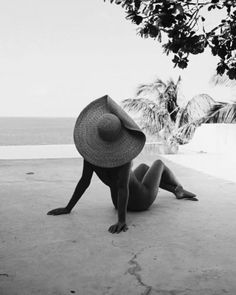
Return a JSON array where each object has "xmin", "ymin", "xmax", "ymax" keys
[{"xmin": 105, "ymin": 0, "xmax": 236, "ymax": 79}]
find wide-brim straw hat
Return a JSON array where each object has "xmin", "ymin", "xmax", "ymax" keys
[{"xmin": 74, "ymin": 95, "xmax": 146, "ymax": 168}]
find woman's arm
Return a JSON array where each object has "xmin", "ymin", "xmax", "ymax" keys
[
  {"xmin": 47, "ymin": 160, "xmax": 94, "ymax": 215},
  {"xmin": 108, "ymin": 162, "xmax": 131, "ymax": 233}
]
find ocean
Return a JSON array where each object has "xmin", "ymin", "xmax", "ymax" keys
[
  {"xmin": 0, "ymin": 117, "xmax": 160, "ymax": 160},
  {"xmin": 0, "ymin": 117, "xmax": 77, "ymax": 146}
]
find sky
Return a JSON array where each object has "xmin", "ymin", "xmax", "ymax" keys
[{"xmin": 0, "ymin": 0, "xmax": 235, "ymax": 117}]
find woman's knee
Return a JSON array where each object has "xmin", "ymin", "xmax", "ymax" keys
[
  {"xmin": 153, "ymin": 159, "xmax": 164, "ymax": 168},
  {"xmin": 138, "ymin": 163, "xmax": 149, "ymax": 170}
]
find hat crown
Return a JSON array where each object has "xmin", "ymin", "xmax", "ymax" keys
[{"xmin": 97, "ymin": 113, "xmax": 121, "ymax": 142}]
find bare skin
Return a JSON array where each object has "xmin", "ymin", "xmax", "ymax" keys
[{"xmin": 47, "ymin": 159, "xmax": 197, "ymax": 234}]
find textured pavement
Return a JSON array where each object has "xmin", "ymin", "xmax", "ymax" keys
[{"xmin": 1, "ymin": 152, "xmax": 236, "ymax": 295}]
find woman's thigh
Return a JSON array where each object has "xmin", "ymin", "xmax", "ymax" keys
[
  {"xmin": 128, "ymin": 184, "xmax": 157, "ymax": 212},
  {"xmin": 133, "ymin": 163, "xmax": 149, "ymax": 181},
  {"xmin": 128, "ymin": 160, "xmax": 164, "ymax": 211},
  {"xmin": 142, "ymin": 159, "xmax": 164, "ymax": 194}
]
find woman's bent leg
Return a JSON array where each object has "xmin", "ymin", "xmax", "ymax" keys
[
  {"xmin": 133, "ymin": 163, "xmax": 149, "ymax": 181},
  {"xmin": 159, "ymin": 163, "xmax": 182, "ymax": 193},
  {"xmin": 159, "ymin": 163, "xmax": 197, "ymax": 200},
  {"xmin": 142, "ymin": 160, "xmax": 197, "ymax": 201},
  {"xmin": 142, "ymin": 160, "xmax": 165, "ymax": 204}
]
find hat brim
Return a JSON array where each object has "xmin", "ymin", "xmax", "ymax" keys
[{"xmin": 74, "ymin": 95, "xmax": 146, "ymax": 168}]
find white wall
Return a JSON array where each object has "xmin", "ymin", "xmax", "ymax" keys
[{"xmin": 184, "ymin": 124, "xmax": 236, "ymax": 154}]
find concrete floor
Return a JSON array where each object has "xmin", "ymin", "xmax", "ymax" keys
[{"xmin": 1, "ymin": 153, "xmax": 236, "ymax": 295}]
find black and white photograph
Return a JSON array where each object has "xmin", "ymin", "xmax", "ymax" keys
[{"xmin": 1, "ymin": 1, "xmax": 236, "ymax": 294}]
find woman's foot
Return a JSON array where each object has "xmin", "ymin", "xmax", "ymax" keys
[{"xmin": 175, "ymin": 185, "xmax": 198, "ymax": 201}]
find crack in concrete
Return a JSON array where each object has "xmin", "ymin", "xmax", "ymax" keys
[{"xmin": 127, "ymin": 252, "xmax": 152, "ymax": 295}]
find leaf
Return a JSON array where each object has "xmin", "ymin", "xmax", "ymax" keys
[{"xmin": 227, "ymin": 67, "xmax": 236, "ymax": 80}]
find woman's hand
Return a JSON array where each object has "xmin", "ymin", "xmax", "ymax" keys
[
  {"xmin": 108, "ymin": 222, "xmax": 128, "ymax": 234},
  {"xmin": 47, "ymin": 207, "xmax": 71, "ymax": 215}
]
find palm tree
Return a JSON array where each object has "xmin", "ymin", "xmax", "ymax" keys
[
  {"xmin": 122, "ymin": 75, "xmax": 236, "ymax": 153},
  {"xmin": 134, "ymin": 76, "xmax": 181, "ymax": 122},
  {"xmin": 122, "ymin": 77, "xmax": 181, "ymax": 149},
  {"xmin": 122, "ymin": 77, "xmax": 220, "ymax": 148}
]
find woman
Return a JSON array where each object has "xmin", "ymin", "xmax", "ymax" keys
[{"xmin": 47, "ymin": 95, "xmax": 197, "ymax": 234}]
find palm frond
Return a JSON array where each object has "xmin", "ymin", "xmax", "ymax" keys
[
  {"xmin": 173, "ymin": 102, "xmax": 236, "ymax": 145},
  {"xmin": 135, "ymin": 78, "xmax": 166, "ymax": 97},
  {"xmin": 176, "ymin": 75, "xmax": 182, "ymax": 86},
  {"xmin": 122, "ymin": 97, "xmax": 171, "ymax": 135},
  {"xmin": 122, "ymin": 98, "xmax": 156, "ymax": 113},
  {"xmin": 174, "ymin": 124, "xmax": 197, "ymax": 145},
  {"xmin": 204, "ymin": 103, "xmax": 236, "ymax": 123},
  {"xmin": 165, "ymin": 76, "xmax": 181, "ymax": 93},
  {"xmin": 141, "ymin": 121, "xmax": 160, "ymax": 135},
  {"xmin": 178, "ymin": 94, "xmax": 215, "ymax": 126},
  {"xmin": 135, "ymin": 84, "xmax": 153, "ymax": 97},
  {"xmin": 171, "ymin": 120, "xmax": 200, "ymax": 145},
  {"xmin": 153, "ymin": 78, "xmax": 166, "ymax": 89},
  {"xmin": 140, "ymin": 105, "xmax": 169, "ymax": 132}
]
